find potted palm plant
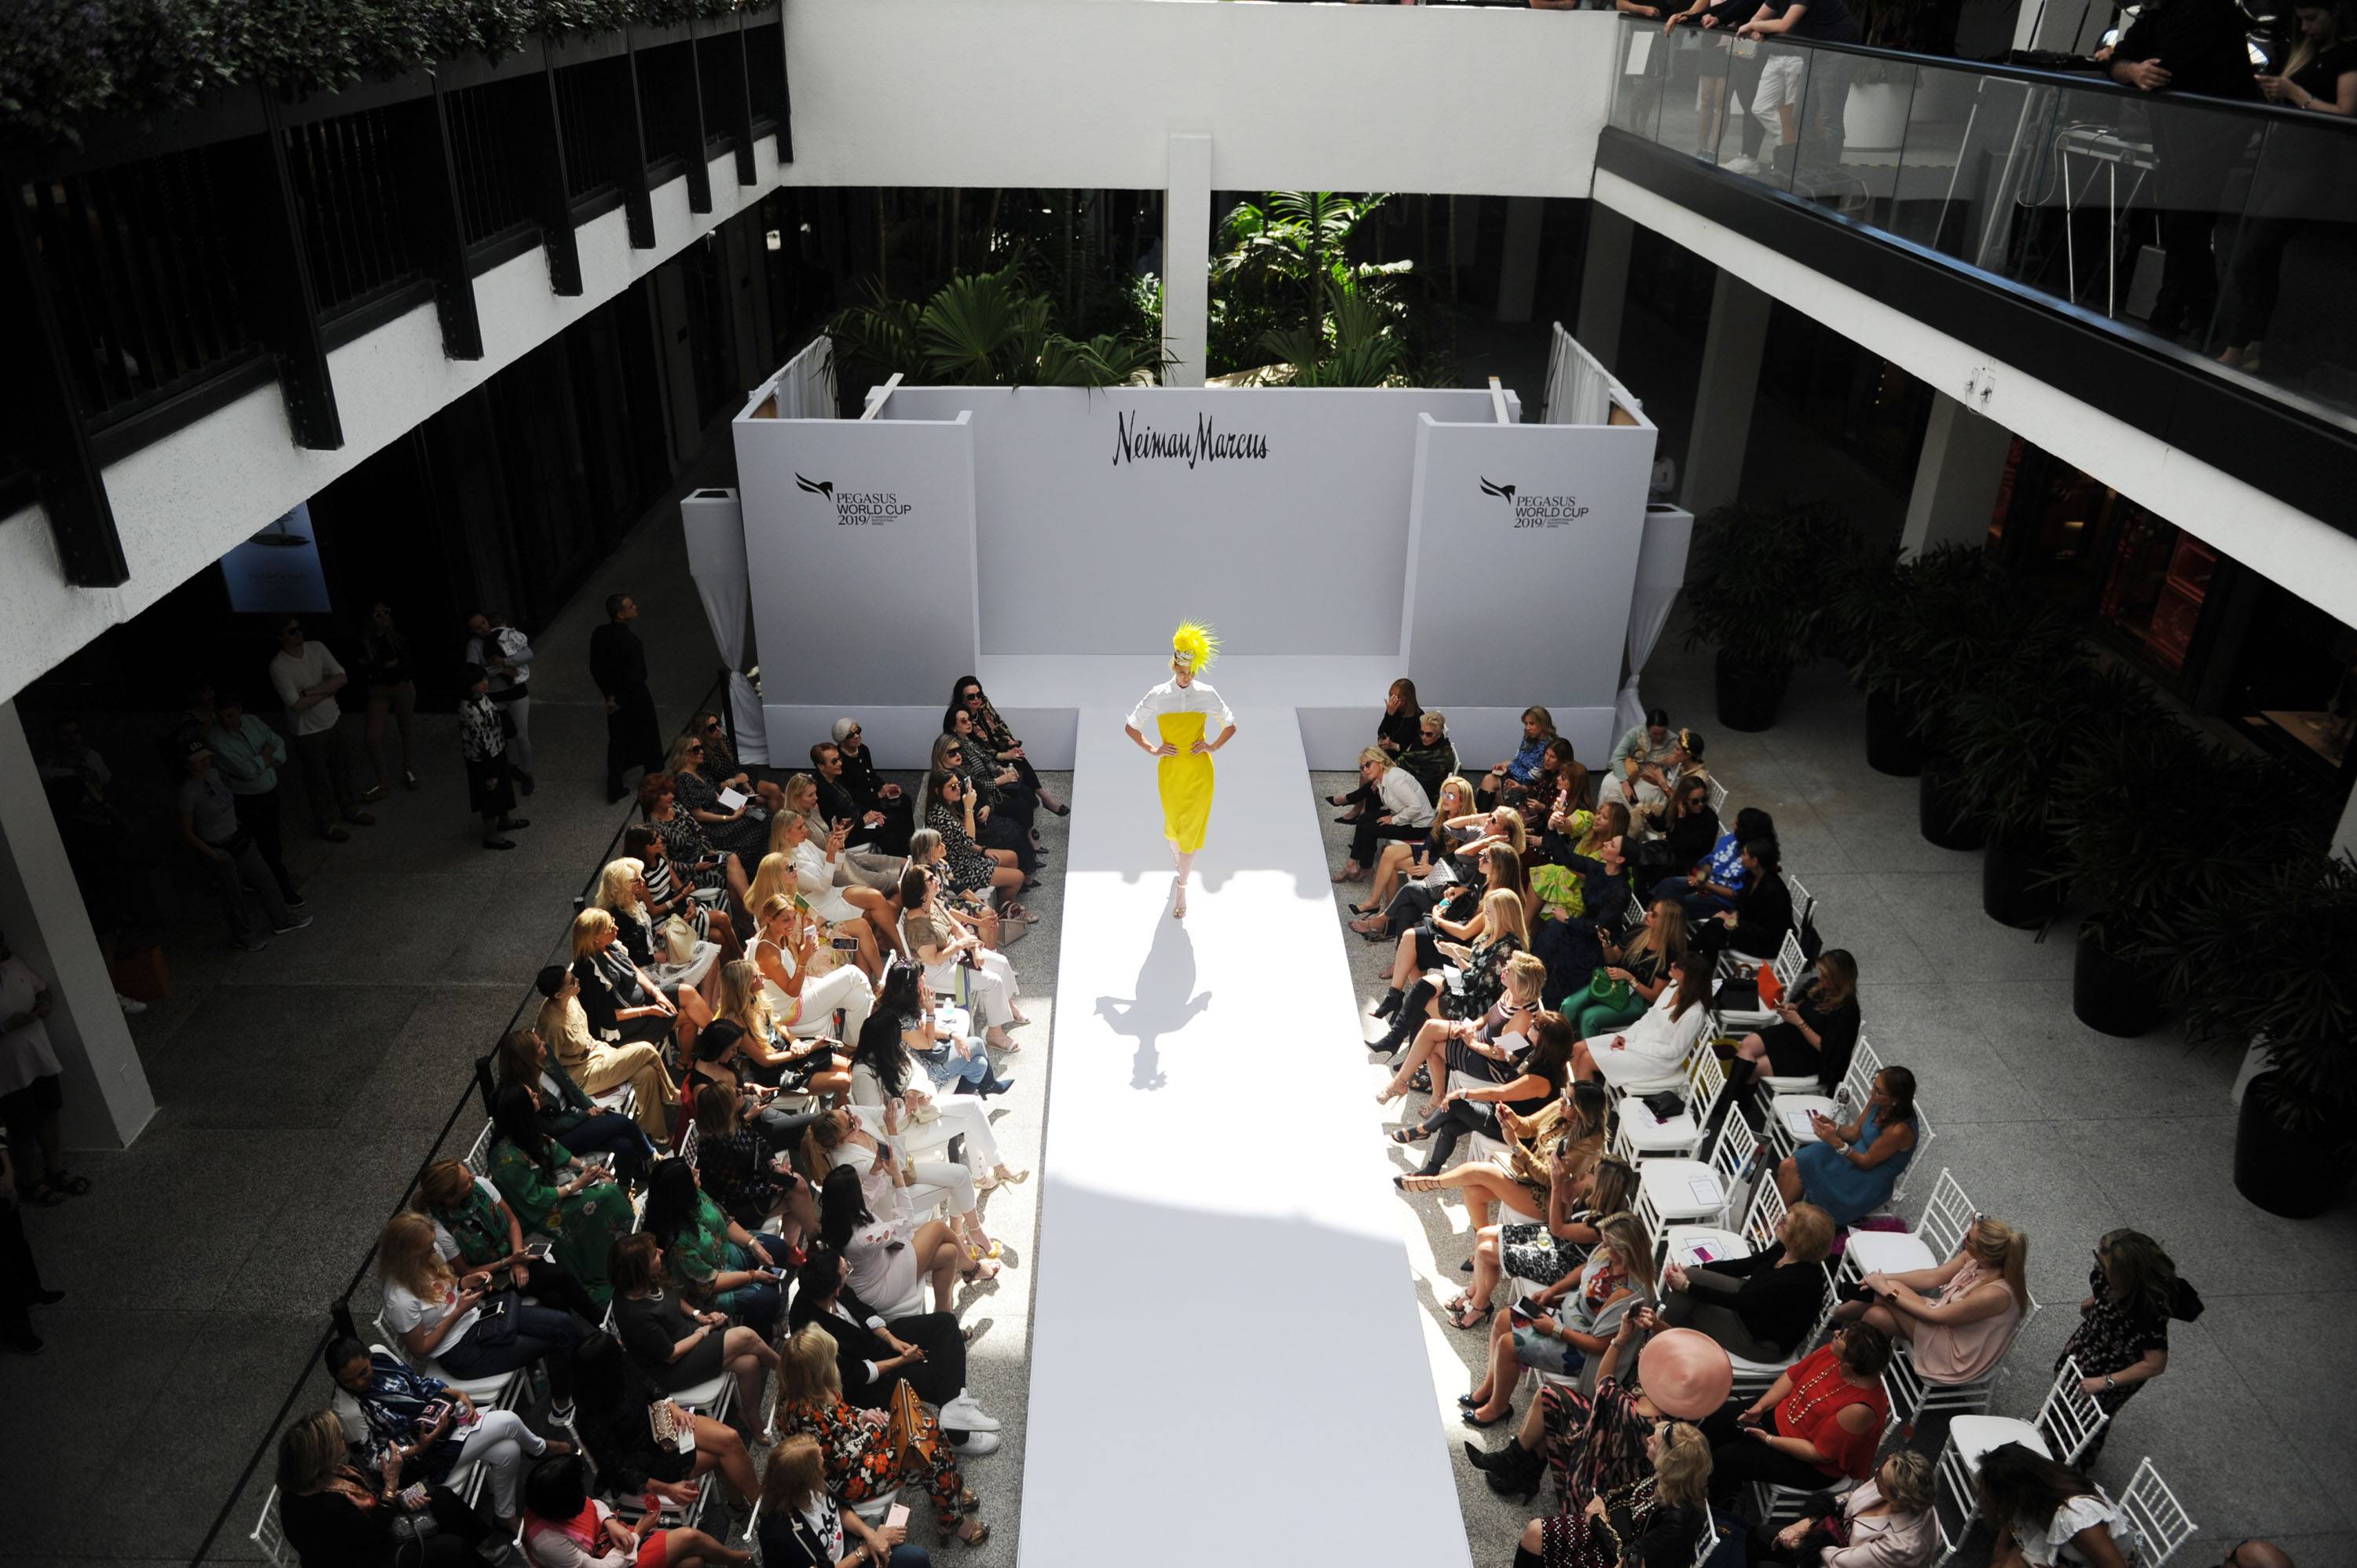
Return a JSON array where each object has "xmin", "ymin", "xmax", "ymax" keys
[
  {"xmin": 2142, "ymin": 852, "xmax": 2357, "ymax": 1218},
  {"xmin": 1947, "ymin": 644, "xmax": 2110, "ymax": 928},
  {"xmin": 1681, "ymin": 499, "xmax": 1855, "ymax": 732},
  {"xmin": 1832, "ymin": 542, "xmax": 1974, "ymax": 777}
]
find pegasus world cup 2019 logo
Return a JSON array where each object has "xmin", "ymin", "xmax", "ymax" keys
[
  {"xmin": 1480, "ymin": 475, "xmax": 1589, "ymax": 529},
  {"xmin": 798, "ymin": 473, "xmax": 911, "ymax": 526}
]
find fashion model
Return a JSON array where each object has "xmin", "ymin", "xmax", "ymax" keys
[{"xmin": 1123, "ymin": 622, "xmax": 1236, "ymax": 919}]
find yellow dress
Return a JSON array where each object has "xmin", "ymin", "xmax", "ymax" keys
[{"xmin": 1157, "ymin": 710, "xmax": 1215, "ymax": 852}]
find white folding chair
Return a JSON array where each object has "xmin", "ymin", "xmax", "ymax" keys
[
  {"xmin": 1785, "ymin": 871, "xmax": 1815, "ymax": 936},
  {"xmin": 1637, "ymin": 1116, "xmax": 1757, "ymax": 1258},
  {"xmin": 372, "ymin": 1315, "xmax": 524, "ymax": 1412},
  {"xmin": 588, "ymin": 1082, "xmax": 639, "ymax": 1121},
  {"xmin": 1883, "ymin": 1104, "xmax": 1934, "ymax": 1211},
  {"xmin": 1838, "ymin": 1167, "xmax": 1974, "ymax": 1288},
  {"xmin": 1713, "ymin": 931, "xmax": 1805, "ymax": 1029},
  {"xmin": 463, "ymin": 1121, "xmax": 496, "ymax": 1177},
  {"xmin": 1689, "ymin": 1512, "xmax": 1720, "ymax": 1568},
  {"xmin": 1664, "ymin": 1170, "xmax": 1783, "ymax": 1273},
  {"xmin": 1937, "ymin": 1357, "xmax": 2110, "ymax": 1535},
  {"xmin": 1708, "ymin": 776, "xmax": 1730, "ymax": 817},
  {"xmin": 1764, "ymin": 1039, "xmax": 1881, "ymax": 1159},
  {"xmin": 251, "ymin": 1486, "xmax": 296, "ymax": 1568},
  {"xmin": 1615, "ymin": 1048, "xmax": 1725, "ymax": 1165},
  {"xmin": 1748, "ymin": 1407, "xmax": 1898, "ymax": 1527},
  {"xmin": 677, "ymin": 1119, "xmax": 702, "ymax": 1168},
  {"xmin": 2116, "ymin": 1456, "xmax": 2198, "ymax": 1568},
  {"xmin": 1884, "ymin": 1283, "xmax": 2041, "ymax": 1436}
]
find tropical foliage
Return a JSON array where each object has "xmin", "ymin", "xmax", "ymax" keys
[
  {"xmin": 1208, "ymin": 191, "xmax": 1429, "ymax": 386},
  {"xmin": 1679, "ymin": 499, "xmax": 1860, "ymax": 671},
  {"xmin": 828, "ymin": 265, "xmax": 1167, "ymax": 391}
]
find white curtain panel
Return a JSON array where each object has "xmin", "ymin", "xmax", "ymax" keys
[
  {"xmin": 680, "ymin": 489, "xmax": 769, "ymax": 764},
  {"xmin": 1618, "ymin": 505, "xmax": 1695, "ymax": 738}
]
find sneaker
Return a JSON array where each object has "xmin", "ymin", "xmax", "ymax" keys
[
  {"xmin": 362, "ymin": 785, "xmax": 390, "ymax": 803},
  {"xmin": 943, "ymin": 1396, "xmax": 1000, "ymax": 1432},
  {"xmin": 944, "ymin": 1429, "xmax": 999, "ymax": 1455},
  {"xmin": 272, "ymin": 914, "xmax": 315, "ymax": 934},
  {"xmin": 115, "ymin": 992, "xmax": 147, "ymax": 1016},
  {"xmin": 1719, "ymin": 153, "xmax": 1765, "ymax": 176},
  {"xmin": 233, "ymin": 934, "xmax": 269, "ymax": 952}
]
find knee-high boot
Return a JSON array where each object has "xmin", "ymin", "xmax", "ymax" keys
[{"xmin": 1367, "ymin": 979, "xmax": 1436, "ymax": 1053}]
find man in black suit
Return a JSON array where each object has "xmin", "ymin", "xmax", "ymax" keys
[
  {"xmin": 810, "ymin": 739, "xmax": 911, "ymax": 855},
  {"xmin": 588, "ymin": 593, "xmax": 663, "ymax": 803}
]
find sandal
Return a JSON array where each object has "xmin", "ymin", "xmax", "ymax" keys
[
  {"xmin": 1450, "ymin": 1302, "xmax": 1494, "ymax": 1331},
  {"xmin": 958, "ymin": 1520, "xmax": 992, "ymax": 1548},
  {"xmin": 1348, "ymin": 900, "xmax": 1381, "ymax": 916},
  {"xmin": 1409, "ymin": 1068, "xmax": 1431, "ymax": 1094},
  {"xmin": 1388, "ymin": 1127, "xmax": 1428, "ymax": 1146}
]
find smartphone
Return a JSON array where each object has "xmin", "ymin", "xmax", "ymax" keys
[
  {"xmin": 397, "ymin": 1483, "xmax": 431, "ymax": 1509},
  {"xmin": 885, "ymin": 1504, "xmax": 911, "ymax": 1532},
  {"xmin": 1508, "ymin": 1295, "xmax": 1543, "ymax": 1324},
  {"xmin": 526, "ymin": 1240, "xmax": 554, "ymax": 1262},
  {"xmin": 831, "ymin": 935, "xmax": 860, "ymax": 951}
]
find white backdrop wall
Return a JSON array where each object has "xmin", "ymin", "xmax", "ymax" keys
[
  {"xmin": 1402, "ymin": 413, "xmax": 1657, "ymax": 764},
  {"xmin": 879, "ymin": 386, "xmax": 1515, "ymax": 657}
]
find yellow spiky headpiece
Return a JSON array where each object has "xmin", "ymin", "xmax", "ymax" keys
[{"xmin": 1170, "ymin": 621, "xmax": 1219, "ymax": 674}]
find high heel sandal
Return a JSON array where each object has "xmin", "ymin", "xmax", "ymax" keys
[
  {"xmin": 1348, "ymin": 900, "xmax": 1381, "ymax": 916},
  {"xmin": 1394, "ymin": 1173, "xmax": 1444, "ymax": 1193}
]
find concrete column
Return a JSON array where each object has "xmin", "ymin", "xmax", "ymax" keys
[
  {"xmin": 1161, "ymin": 133, "xmax": 1212, "ymax": 388},
  {"xmin": 1574, "ymin": 204, "xmax": 1635, "ymax": 373},
  {"xmin": 0, "ymin": 702, "xmax": 155, "ymax": 1152},
  {"xmin": 1495, "ymin": 197, "xmax": 1546, "ymax": 325},
  {"xmin": 1681, "ymin": 268, "xmax": 1772, "ymax": 519},
  {"xmin": 1901, "ymin": 391, "xmax": 2014, "ymax": 559}
]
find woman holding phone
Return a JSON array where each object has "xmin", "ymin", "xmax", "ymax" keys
[
  {"xmin": 324, "ymin": 1338, "xmax": 571, "ymax": 1540},
  {"xmin": 749, "ymin": 893, "xmax": 878, "ymax": 1047},
  {"xmin": 372, "ymin": 1212, "xmax": 589, "ymax": 1421},
  {"xmin": 610, "ymin": 1232, "xmax": 782, "ymax": 1422},
  {"xmin": 641, "ymin": 1159, "xmax": 792, "ymax": 1339},
  {"xmin": 486, "ymin": 1083, "xmax": 632, "ymax": 1305},
  {"xmin": 759, "ymin": 1432, "xmax": 932, "ymax": 1568},
  {"xmin": 413, "ymin": 1157, "xmax": 599, "ymax": 1321}
]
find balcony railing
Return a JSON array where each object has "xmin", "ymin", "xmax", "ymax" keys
[
  {"xmin": 2, "ymin": 8, "xmax": 789, "ymax": 591},
  {"xmin": 1605, "ymin": 20, "xmax": 2357, "ymax": 431}
]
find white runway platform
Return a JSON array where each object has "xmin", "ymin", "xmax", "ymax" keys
[{"xmin": 1014, "ymin": 658, "xmax": 1471, "ymax": 1568}]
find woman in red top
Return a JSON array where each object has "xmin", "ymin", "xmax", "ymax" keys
[{"xmin": 1699, "ymin": 1321, "xmax": 1892, "ymax": 1505}]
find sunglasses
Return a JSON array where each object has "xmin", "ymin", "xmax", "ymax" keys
[
  {"xmin": 687, "ymin": 744, "xmax": 705, "ymax": 754},
  {"xmin": 845, "ymin": 727, "xmax": 862, "ymax": 738}
]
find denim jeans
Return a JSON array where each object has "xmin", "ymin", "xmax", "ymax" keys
[
  {"xmin": 437, "ymin": 1302, "xmax": 589, "ymax": 1400},
  {"xmin": 554, "ymin": 1110, "xmax": 652, "ymax": 1183}
]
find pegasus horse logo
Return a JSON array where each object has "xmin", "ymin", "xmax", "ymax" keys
[
  {"xmin": 795, "ymin": 474, "xmax": 834, "ymax": 500},
  {"xmin": 1479, "ymin": 477, "xmax": 1517, "ymax": 502}
]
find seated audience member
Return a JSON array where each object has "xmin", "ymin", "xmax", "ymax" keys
[
  {"xmin": 1478, "ymin": 706, "xmax": 1559, "ymax": 811},
  {"xmin": 1753, "ymin": 1451, "xmax": 1937, "ymax": 1567},
  {"xmin": 1395, "ymin": 1006, "xmax": 1573, "ymax": 1179},
  {"xmin": 1398, "ymin": 1075, "xmax": 1611, "ymax": 1244},
  {"xmin": 922, "ymin": 768, "xmax": 1028, "ymax": 907},
  {"xmin": 1329, "ymin": 679, "xmax": 1424, "ymax": 819},
  {"xmin": 1354, "ymin": 775, "xmax": 1479, "ymax": 934},
  {"xmin": 888, "ymin": 968, "xmax": 1014, "ymax": 1101},
  {"xmin": 774, "ymin": 1325, "xmax": 992, "ymax": 1547},
  {"xmin": 1462, "ymin": 1305, "xmax": 1673, "ymax": 1510},
  {"xmin": 951, "ymin": 674, "xmax": 1068, "ymax": 814},
  {"xmin": 1776, "ymin": 1067, "xmax": 1918, "ymax": 1225},
  {"xmin": 1651, "ymin": 807, "xmax": 1774, "ymax": 921},
  {"xmin": 1572, "ymin": 899, "xmax": 1689, "ymax": 1039},
  {"xmin": 326, "ymin": 1332, "xmax": 570, "ymax": 1532},
  {"xmin": 714, "ymin": 961, "xmax": 852, "ymax": 1106},
  {"xmin": 1363, "ymin": 802, "xmax": 1525, "ymax": 955},
  {"xmin": 1372, "ymin": 887, "xmax": 1532, "ymax": 1065},
  {"xmin": 1568, "ymin": 947, "xmax": 1710, "ymax": 1087},
  {"xmin": 608, "ymin": 1231, "xmax": 780, "ymax": 1420},
  {"xmin": 855, "ymin": 1000, "xmax": 1025, "ymax": 1192},
  {"xmin": 1398, "ymin": 708, "xmax": 1460, "ymax": 805},
  {"xmin": 414, "ymin": 1157, "xmax": 597, "ymax": 1321},
  {"xmin": 788, "ymin": 1242, "xmax": 998, "ymax": 1439},
  {"xmin": 898, "ymin": 862, "xmax": 1025, "ymax": 1055},
  {"xmin": 1464, "ymin": 1212, "xmax": 1657, "ymax": 1426},
  {"xmin": 521, "ymin": 1452, "xmax": 749, "ymax": 1568},
  {"xmin": 2058, "ymin": 1228, "xmax": 2192, "ymax": 1440},
  {"xmin": 640, "ymin": 1159, "xmax": 791, "ymax": 1338},
  {"xmin": 679, "ymin": 1020, "xmax": 808, "ymax": 1149},
  {"xmin": 814, "ymin": 1160, "xmax": 977, "ymax": 1316},
  {"xmin": 497, "ymin": 1024, "xmax": 655, "ymax": 1185},
  {"xmin": 760, "ymin": 1432, "xmax": 933, "ymax": 1568},
  {"xmin": 1377, "ymin": 947, "xmax": 1544, "ymax": 1109},
  {"xmin": 1610, "ymin": 709, "xmax": 1675, "ymax": 786},
  {"xmin": 669, "ymin": 732, "xmax": 767, "ymax": 870},
  {"xmin": 572, "ymin": 907, "xmax": 686, "ymax": 1054},
  {"xmin": 1699, "ymin": 1321, "xmax": 1893, "ymax": 1505},
  {"xmin": 1728, "ymin": 948, "xmax": 1860, "ymax": 1108},
  {"xmin": 691, "ymin": 1081, "xmax": 799, "ymax": 1227},
  {"xmin": 940, "ymin": 709, "xmax": 1039, "ymax": 843},
  {"xmin": 828, "ymin": 718, "xmax": 918, "ymax": 842},
  {"xmin": 748, "ymin": 892, "xmax": 878, "ymax": 1045},
  {"xmin": 1456, "ymin": 1149, "xmax": 1638, "ymax": 1332},
  {"xmin": 1603, "ymin": 721, "xmax": 1708, "ymax": 822},
  {"xmin": 623, "ymin": 823, "xmax": 741, "ymax": 962},
  {"xmin": 690, "ymin": 711, "xmax": 753, "ymax": 789},
  {"xmin": 1978, "ymin": 1444, "xmax": 2130, "ymax": 1568},
  {"xmin": 1657, "ymin": 1201, "xmax": 1835, "ymax": 1364},
  {"xmin": 1690, "ymin": 836, "xmax": 1794, "ymax": 963},
  {"xmin": 805, "ymin": 1083, "xmax": 1004, "ymax": 1276},
  {"xmin": 930, "ymin": 731, "xmax": 1039, "ymax": 885},
  {"xmin": 811, "ymin": 740, "xmax": 893, "ymax": 852},
  {"xmin": 275, "ymin": 1406, "xmax": 497, "ymax": 1568},
  {"xmin": 1632, "ymin": 775, "xmax": 1718, "ymax": 874},
  {"xmin": 1335, "ymin": 747, "xmax": 1436, "ymax": 885},
  {"xmin": 599, "ymin": 855, "xmax": 723, "ymax": 1008},
  {"xmin": 535, "ymin": 964, "xmax": 678, "ymax": 1143},
  {"xmin": 772, "ymin": 810, "xmax": 892, "ymax": 977},
  {"xmin": 487, "ymin": 1083, "xmax": 633, "ymax": 1302},
  {"xmin": 1514, "ymin": 1416, "xmax": 1710, "ymax": 1568},
  {"xmin": 640, "ymin": 771, "xmax": 751, "ymax": 915},
  {"xmin": 1530, "ymin": 738, "xmax": 1593, "ymax": 827},
  {"xmin": 907, "ymin": 826, "xmax": 1013, "ymax": 945},
  {"xmin": 1842, "ymin": 1217, "xmax": 2029, "ymax": 1388},
  {"xmin": 374, "ymin": 1212, "xmax": 588, "ymax": 1409},
  {"xmin": 569, "ymin": 1326, "xmax": 757, "ymax": 1511}
]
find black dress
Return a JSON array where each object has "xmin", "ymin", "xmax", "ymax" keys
[
  {"xmin": 616, "ymin": 1288, "xmax": 728, "ymax": 1393},
  {"xmin": 280, "ymin": 1477, "xmax": 487, "ymax": 1568},
  {"xmin": 1758, "ymin": 978, "xmax": 1861, "ymax": 1086},
  {"xmin": 575, "ymin": 1342, "xmax": 700, "ymax": 1492}
]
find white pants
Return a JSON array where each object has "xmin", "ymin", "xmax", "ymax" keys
[
  {"xmin": 924, "ymin": 951, "xmax": 1018, "ymax": 1031},
  {"xmin": 500, "ymin": 695, "xmax": 533, "ymax": 775},
  {"xmin": 449, "ymin": 1407, "xmax": 548, "ymax": 1519},
  {"xmin": 906, "ymin": 1097, "xmax": 1003, "ymax": 1177},
  {"xmin": 906, "ymin": 1157, "xmax": 977, "ymax": 1215},
  {"xmin": 786, "ymin": 964, "xmax": 874, "ymax": 1042},
  {"xmin": 1752, "ymin": 53, "xmax": 1804, "ymax": 133}
]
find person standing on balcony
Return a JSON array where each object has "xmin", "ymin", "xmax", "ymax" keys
[
  {"xmin": 592, "ymin": 593, "xmax": 664, "ymax": 804},
  {"xmin": 1736, "ymin": 0, "xmax": 1863, "ymax": 174},
  {"xmin": 2103, "ymin": 0, "xmax": 2259, "ymax": 340},
  {"xmin": 269, "ymin": 617, "xmax": 379, "ymax": 841},
  {"xmin": 467, "ymin": 610, "xmax": 537, "ymax": 797}
]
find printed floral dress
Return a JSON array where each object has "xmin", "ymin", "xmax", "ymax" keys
[{"xmin": 777, "ymin": 1393, "xmax": 968, "ymax": 1526}]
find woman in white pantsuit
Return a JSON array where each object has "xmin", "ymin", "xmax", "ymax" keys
[
  {"xmin": 848, "ymin": 1012, "xmax": 1028, "ymax": 1195},
  {"xmin": 896, "ymin": 862, "xmax": 1025, "ymax": 1053},
  {"xmin": 748, "ymin": 894, "xmax": 875, "ymax": 1046},
  {"xmin": 1571, "ymin": 947, "xmax": 1711, "ymax": 1086}
]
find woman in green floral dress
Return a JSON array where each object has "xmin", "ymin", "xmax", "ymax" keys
[{"xmin": 487, "ymin": 1083, "xmax": 630, "ymax": 1305}]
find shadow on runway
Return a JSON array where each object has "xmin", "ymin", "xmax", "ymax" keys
[{"xmin": 1091, "ymin": 911, "xmax": 1210, "ymax": 1091}]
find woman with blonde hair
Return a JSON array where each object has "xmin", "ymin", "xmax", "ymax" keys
[
  {"xmin": 1467, "ymin": 1211, "xmax": 1659, "ymax": 1427},
  {"xmin": 1455, "ymin": 1147, "xmax": 1637, "ymax": 1329},
  {"xmin": 1369, "ymin": 836, "xmax": 1534, "ymax": 1039},
  {"xmin": 274, "ymin": 1405, "xmax": 497, "ymax": 1567},
  {"xmin": 1398, "ymin": 1072, "xmax": 1611, "ymax": 1236},
  {"xmin": 715, "ymin": 957, "xmax": 851, "ymax": 1103},
  {"xmin": 749, "ymin": 893, "xmax": 877, "ymax": 1046},
  {"xmin": 1334, "ymin": 746, "xmax": 1435, "ymax": 885},
  {"xmin": 1574, "ymin": 898, "xmax": 1688, "ymax": 1040},
  {"xmin": 898, "ymin": 860, "xmax": 1025, "ymax": 1053},
  {"xmin": 1513, "ymin": 1418, "xmax": 1711, "ymax": 1568},
  {"xmin": 1758, "ymin": 1449, "xmax": 1937, "ymax": 1566},
  {"xmin": 1378, "ymin": 947, "xmax": 1549, "ymax": 1108},
  {"xmin": 1478, "ymin": 705, "xmax": 1558, "ymax": 811},
  {"xmin": 767, "ymin": 811, "xmax": 891, "ymax": 979},
  {"xmin": 757, "ymin": 1432, "xmax": 923, "ymax": 1568},
  {"xmin": 1660, "ymin": 1201, "xmax": 1838, "ymax": 1364},
  {"xmin": 570, "ymin": 906, "xmax": 687, "ymax": 1055},
  {"xmin": 774, "ymin": 1324, "xmax": 989, "ymax": 1546},
  {"xmin": 1372, "ymin": 883, "xmax": 1534, "ymax": 1068},
  {"xmin": 374, "ymin": 1209, "xmax": 588, "ymax": 1416},
  {"xmin": 1354, "ymin": 773, "xmax": 1479, "ymax": 936},
  {"xmin": 1849, "ymin": 1217, "xmax": 2031, "ymax": 1389},
  {"xmin": 1569, "ymin": 947, "xmax": 1710, "ymax": 1086},
  {"xmin": 596, "ymin": 855, "xmax": 722, "ymax": 1006},
  {"xmin": 1394, "ymin": 1003, "xmax": 1575, "ymax": 1179}
]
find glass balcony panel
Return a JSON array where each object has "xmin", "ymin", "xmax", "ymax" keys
[
  {"xmin": 2210, "ymin": 113, "xmax": 2357, "ymax": 418},
  {"xmin": 1793, "ymin": 53, "xmax": 1919, "ymax": 225}
]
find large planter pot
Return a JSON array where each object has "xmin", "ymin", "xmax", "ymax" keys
[
  {"xmin": 1918, "ymin": 757, "xmax": 1984, "ymax": 851},
  {"xmin": 1864, "ymin": 688, "xmax": 1924, "ymax": 777},
  {"xmin": 1844, "ymin": 80, "xmax": 1912, "ymax": 151},
  {"xmin": 2234, "ymin": 1068, "xmax": 2352, "ymax": 1218},
  {"xmin": 1714, "ymin": 650, "xmax": 1791, "ymax": 733},
  {"xmin": 1981, "ymin": 833, "xmax": 2064, "ymax": 928},
  {"xmin": 2073, "ymin": 926, "xmax": 2163, "ymax": 1037}
]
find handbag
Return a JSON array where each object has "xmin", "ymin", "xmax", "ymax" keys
[
  {"xmin": 1585, "ymin": 968, "xmax": 1633, "ymax": 1013},
  {"xmin": 659, "ymin": 915, "xmax": 697, "ymax": 966}
]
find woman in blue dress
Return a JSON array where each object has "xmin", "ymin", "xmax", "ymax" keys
[{"xmin": 1776, "ymin": 1065, "xmax": 1919, "ymax": 1226}]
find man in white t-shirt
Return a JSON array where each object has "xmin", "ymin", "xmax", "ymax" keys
[{"xmin": 268, "ymin": 617, "xmax": 379, "ymax": 842}]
